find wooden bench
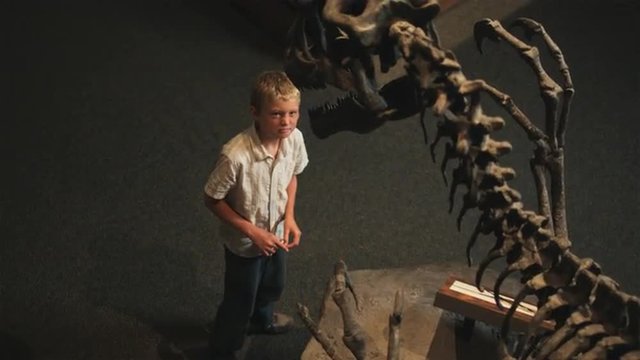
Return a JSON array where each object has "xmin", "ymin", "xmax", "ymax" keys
[{"xmin": 433, "ymin": 276, "xmax": 554, "ymax": 340}]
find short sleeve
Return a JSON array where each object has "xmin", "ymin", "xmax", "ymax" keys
[
  {"xmin": 204, "ymin": 154, "xmax": 237, "ymax": 199},
  {"xmin": 293, "ymin": 131, "xmax": 309, "ymax": 175}
]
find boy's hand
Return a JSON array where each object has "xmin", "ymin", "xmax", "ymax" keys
[
  {"xmin": 250, "ymin": 227, "xmax": 288, "ymax": 256},
  {"xmin": 284, "ymin": 217, "xmax": 302, "ymax": 250}
]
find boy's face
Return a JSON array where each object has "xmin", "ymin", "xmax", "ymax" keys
[{"xmin": 252, "ymin": 97, "xmax": 300, "ymax": 141}]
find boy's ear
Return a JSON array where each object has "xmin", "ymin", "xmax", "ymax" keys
[{"xmin": 250, "ymin": 105, "xmax": 259, "ymax": 118}]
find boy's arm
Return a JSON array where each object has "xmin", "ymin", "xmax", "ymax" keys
[
  {"xmin": 283, "ymin": 175, "xmax": 302, "ymax": 249},
  {"xmin": 204, "ymin": 194, "xmax": 288, "ymax": 255}
]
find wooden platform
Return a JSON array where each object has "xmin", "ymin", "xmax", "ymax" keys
[{"xmin": 434, "ymin": 276, "xmax": 554, "ymax": 335}]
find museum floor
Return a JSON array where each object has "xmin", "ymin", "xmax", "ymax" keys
[{"xmin": 4, "ymin": 0, "xmax": 640, "ymax": 359}]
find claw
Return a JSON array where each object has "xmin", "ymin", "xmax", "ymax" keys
[
  {"xmin": 501, "ymin": 284, "xmax": 534, "ymax": 342},
  {"xmin": 466, "ymin": 210, "xmax": 496, "ymax": 266},
  {"xmin": 429, "ymin": 121, "xmax": 442, "ymax": 163},
  {"xmin": 494, "ymin": 264, "xmax": 518, "ymax": 310},
  {"xmin": 457, "ymin": 191, "xmax": 479, "ymax": 230},
  {"xmin": 494, "ymin": 250, "xmax": 542, "ymax": 311},
  {"xmin": 440, "ymin": 142, "xmax": 456, "ymax": 185},
  {"xmin": 419, "ymin": 106, "xmax": 429, "ymax": 145},
  {"xmin": 510, "ymin": 17, "xmax": 543, "ymax": 41},
  {"xmin": 473, "ymin": 18, "xmax": 500, "ymax": 54},
  {"xmin": 448, "ymin": 163, "xmax": 469, "ymax": 213},
  {"xmin": 476, "ymin": 247, "xmax": 504, "ymax": 291}
]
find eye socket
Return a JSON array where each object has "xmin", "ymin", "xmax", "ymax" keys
[{"xmin": 341, "ymin": 0, "xmax": 366, "ymax": 16}]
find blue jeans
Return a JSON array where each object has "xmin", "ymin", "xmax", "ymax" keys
[{"xmin": 209, "ymin": 246, "xmax": 286, "ymax": 353}]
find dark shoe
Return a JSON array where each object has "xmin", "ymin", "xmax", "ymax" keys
[{"xmin": 248, "ymin": 312, "xmax": 294, "ymax": 335}]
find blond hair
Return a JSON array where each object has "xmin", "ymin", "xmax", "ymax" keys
[{"xmin": 250, "ymin": 71, "xmax": 300, "ymax": 111}]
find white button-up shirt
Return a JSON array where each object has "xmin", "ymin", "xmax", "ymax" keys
[{"xmin": 205, "ymin": 124, "xmax": 309, "ymax": 257}]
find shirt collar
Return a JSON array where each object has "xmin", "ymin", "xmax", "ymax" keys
[{"xmin": 248, "ymin": 124, "xmax": 289, "ymax": 161}]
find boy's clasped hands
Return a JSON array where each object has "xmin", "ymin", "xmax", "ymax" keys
[{"xmin": 249, "ymin": 218, "xmax": 302, "ymax": 256}]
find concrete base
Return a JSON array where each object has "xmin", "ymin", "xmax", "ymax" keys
[{"xmin": 300, "ymin": 263, "xmax": 521, "ymax": 360}]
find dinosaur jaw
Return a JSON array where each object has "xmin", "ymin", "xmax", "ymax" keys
[{"xmin": 307, "ymin": 75, "xmax": 424, "ymax": 138}]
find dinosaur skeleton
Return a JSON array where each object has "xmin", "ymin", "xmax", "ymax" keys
[{"xmin": 285, "ymin": 0, "xmax": 639, "ymax": 358}]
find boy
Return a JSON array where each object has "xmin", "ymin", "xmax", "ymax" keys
[{"xmin": 203, "ymin": 71, "xmax": 309, "ymax": 360}]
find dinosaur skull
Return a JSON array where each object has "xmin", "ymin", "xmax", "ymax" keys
[{"xmin": 285, "ymin": 0, "xmax": 440, "ymax": 138}]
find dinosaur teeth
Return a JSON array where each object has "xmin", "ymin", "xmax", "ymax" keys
[{"xmin": 308, "ymin": 92, "xmax": 359, "ymax": 117}]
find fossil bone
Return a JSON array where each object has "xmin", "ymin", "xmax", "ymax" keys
[{"xmin": 286, "ymin": 4, "xmax": 639, "ymax": 358}]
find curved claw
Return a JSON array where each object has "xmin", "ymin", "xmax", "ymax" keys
[
  {"xmin": 510, "ymin": 17, "xmax": 543, "ymax": 41},
  {"xmin": 465, "ymin": 245, "xmax": 477, "ymax": 269},
  {"xmin": 449, "ymin": 163, "xmax": 472, "ymax": 213},
  {"xmin": 475, "ymin": 248, "xmax": 503, "ymax": 291},
  {"xmin": 430, "ymin": 119, "xmax": 446, "ymax": 163},
  {"xmin": 429, "ymin": 139, "xmax": 440, "ymax": 164},
  {"xmin": 456, "ymin": 201, "xmax": 468, "ymax": 231},
  {"xmin": 419, "ymin": 107, "xmax": 429, "ymax": 145},
  {"xmin": 473, "ymin": 18, "xmax": 500, "ymax": 54},
  {"xmin": 494, "ymin": 264, "xmax": 517, "ymax": 310},
  {"xmin": 440, "ymin": 142, "xmax": 455, "ymax": 186},
  {"xmin": 466, "ymin": 211, "xmax": 491, "ymax": 266},
  {"xmin": 456, "ymin": 192, "xmax": 478, "ymax": 231},
  {"xmin": 500, "ymin": 284, "xmax": 533, "ymax": 342}
]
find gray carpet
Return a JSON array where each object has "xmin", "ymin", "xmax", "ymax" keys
[{"xmin": 3, "ymin": 0, "xmax": 639, "ymax": 359}]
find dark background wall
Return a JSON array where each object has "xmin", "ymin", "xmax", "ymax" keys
[{"xmin": 3, "ymin": 0, "xmax": 639, "ymax": 359}]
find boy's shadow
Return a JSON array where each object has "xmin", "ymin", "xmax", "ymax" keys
[
  {"xmin": 243, "ymin": 327, "xmax": 310, "ymax": 360},
  {"xmin": 0, "ymin": 332, "xmax": 34, "ymax": 360},
  {"xmin": 154, "ymin": 321, "xmax": 211, "ymax": 360},
  {"xmin": 155, "ymin": 323, "xmax": 310, "ymax": 360}
]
